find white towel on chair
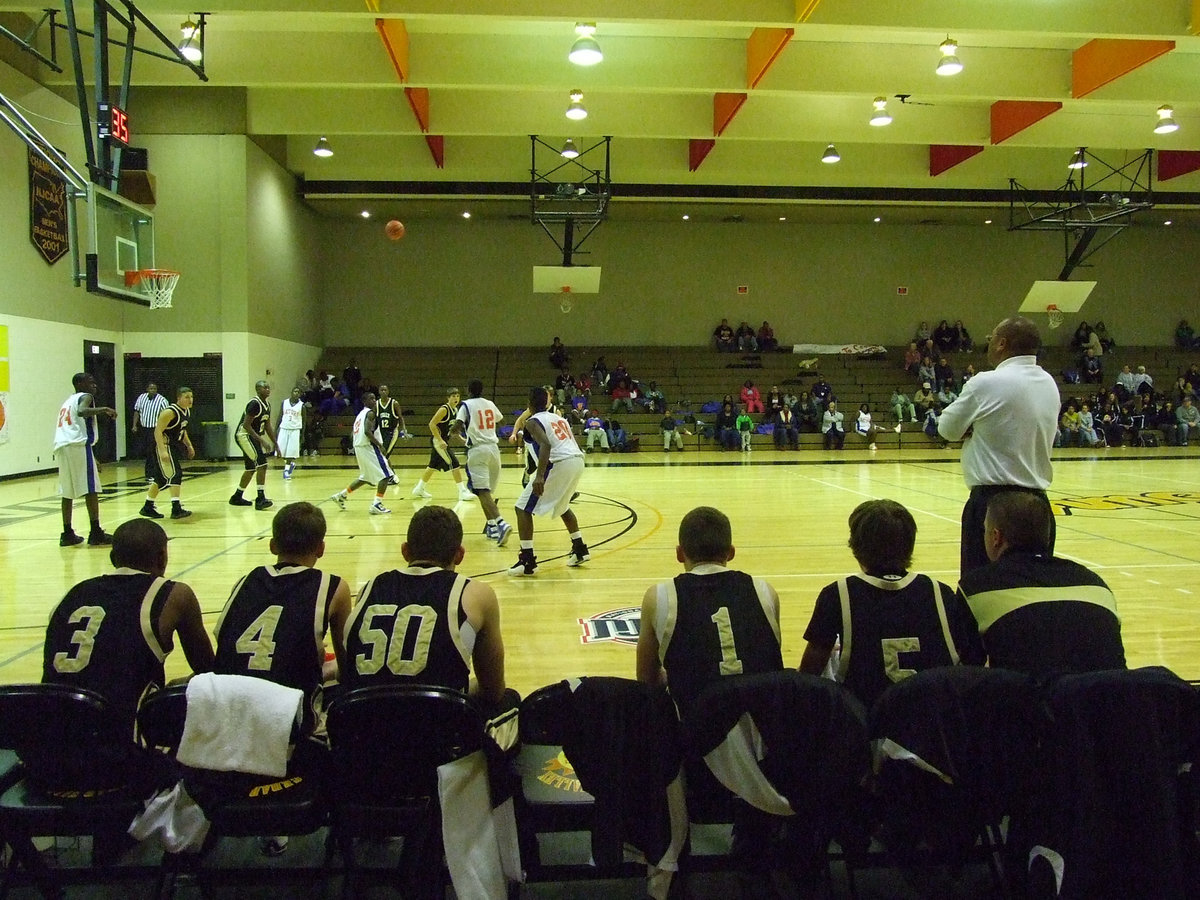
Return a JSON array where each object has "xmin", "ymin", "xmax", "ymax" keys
[{"xmin": 176, "ymin": 673, "xmax": 303, "ymax": 778}]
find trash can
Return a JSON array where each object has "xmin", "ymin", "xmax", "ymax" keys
[{"xmin": 201, "ymin": 422, "xmax": 228, "ymax": 461}]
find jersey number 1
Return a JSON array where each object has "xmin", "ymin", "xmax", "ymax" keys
[{"xmin": 710, "ymin": 607, "xmax": 744, "ymax": 676}]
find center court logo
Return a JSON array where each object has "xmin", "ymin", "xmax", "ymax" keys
[{"xmin": 578, "ymin": 607, "xmax": 641, "ymax": 645}]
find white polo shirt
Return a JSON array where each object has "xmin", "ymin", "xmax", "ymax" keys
[{"xmin": 937, "ymin": 355, "xmax": 1058, "ymax": 490}]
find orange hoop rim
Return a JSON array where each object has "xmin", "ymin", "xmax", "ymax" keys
[{"xmin": 124, "ymin": 268, "xmax": 182, "ymax": 287}]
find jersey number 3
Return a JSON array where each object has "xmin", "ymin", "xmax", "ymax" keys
[{"xmin": 53, "ymin": 606, "xmax": 107, "ymax": 674}]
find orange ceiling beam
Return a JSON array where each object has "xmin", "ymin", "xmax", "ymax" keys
[
  {"xmin": 795, "ymin": 0, "xmax": 823, "ymax": 22},
  {"xmin": 990, "ymin": 100, "xmax": 1062, "ymax": 144},
  {"xmin": 689, "ymin": 139, "xmax": 716, "ymax": 172},
  {"xmin": 424, "ymin": 135, "xmax": 445, "ymax": 169},
  {"xmin": 375, "ymin": 19, "xmax": 410, "ymax": 82},
  {"xmin": 1071, "ymin": 38, "xmax": 1175, "ymax": 98},
  {"xmin": 713, "ymin": 92, "xmax": 747, "ymax": 138},
  {"xmin": 929, "ymin": 145, "xmax": 984, "ymax": 177},
  {"xmin": 1157, "ymin": 150, "xmax": 1200, "ymax": 181},
  {"xmin": 747, "ymin": 27, "xmax": 793, "ymax": 89},
  {"xmin": 405, "ymin": 87, "xmax": 429, "ymax": 132}
]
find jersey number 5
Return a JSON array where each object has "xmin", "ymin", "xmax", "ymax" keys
[{"xmin": 354, "ymin": 604, "xmax": 438, "ymax": 676}]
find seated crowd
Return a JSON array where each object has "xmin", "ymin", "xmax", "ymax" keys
[{"xmin": 712, "ymin": 317, "xmax": 780, "ymax": 352}]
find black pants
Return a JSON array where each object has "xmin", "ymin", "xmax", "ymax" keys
[{"xmin": 961, "ymin": 485, "xmax": 1055, "ymax": 578}]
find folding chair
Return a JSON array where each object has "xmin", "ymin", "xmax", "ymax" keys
[
  {"xmin": 324, "ymin": 684, "xmax": 491, "ymax": 900},
  {"xmin": 136, "ymin": 684, "xmax": 328, "ymax": 899},
  {"xmin": 0, "ymin": 684, "xmax": 151, "ymax": 900}
]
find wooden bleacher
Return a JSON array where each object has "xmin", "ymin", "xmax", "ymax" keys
[{"xmin": 308, "ymin": 343, "xmax": 1198, "ymax": 455}]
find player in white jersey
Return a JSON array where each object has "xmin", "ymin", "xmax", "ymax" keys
[
  {"xmin": 507, "ymin": 387, "xmax": 588, "ymax": 576},
  {"xmin": 278, "ymin": 388, "xmax": 305, "ymax": 479},
  {"xmin": 454, "ymin": 379, "xmax": 512, "ymax": 546},
  {"xmin": 54, "ymin": 372, "xmax": 118, "ymax": 546},
  {"xmin": 330, "ymin": 391, "xmax": 396, "ymax": 515}
]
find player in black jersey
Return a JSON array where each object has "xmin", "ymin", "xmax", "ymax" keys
[
  {"xmin": 411, "ymin": 388, "xmax": 474, "ymax": 501},
  {"xmin": 375, "ymin": 383, "xmax": 408, "ymax": 456},
  {"xmin": 800, "ymin": 499, "xmax": 980, "ymax": 708},
  {"xmin": 140, "ymin": 386, "xmax": 195, "ymax": 520},
  {"xmin": 230, "ymin": 380, "xmax": 277, "ymax": 510},
  {"xmin": 343, "ymin": 505, "xmax": 507, "ymax": 707},
  {"xmin": 43, "ymin": 518, "xmax": 214, "ymax": 740},
  {"xmin": 637, "ymin": 506, "xmax": 783, "ymax": 716},
  {"xmin": 214, "ymin": 502, "xmax": 352, "ymax": 735}
]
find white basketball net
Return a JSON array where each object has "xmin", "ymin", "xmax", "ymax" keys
[
  {"xmin": 1046, "ymin": 304, "xmax": 1063, "ymax": 329},
  {"xmin": 129, "ymin": 269, "xmax": 180, "ymax": 309}
]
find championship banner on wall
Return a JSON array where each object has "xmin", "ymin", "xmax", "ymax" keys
[
  {"xmin": 0, "ymin": 325, "xmax": 9, "ymax": 445},
  {"xmin": 29, "ymin": 149, "xmax": 69, "ymax": 265}
]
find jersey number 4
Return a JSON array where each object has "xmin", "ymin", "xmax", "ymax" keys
[
  {"xmin": 234, "ymin": 606, "xmax": 284, "ymax": 671},
  {"xmin": 354, "ymin": 604, "xmax": 437, "ymax": 676}
]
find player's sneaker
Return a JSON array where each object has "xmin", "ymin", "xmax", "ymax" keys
[
  {"xmin": 229, "ymin": 493, "xmax": 252, "ymax": 507},
  {"xmin": 483, "ymin": 523, "xmax": 497, "ymax": 540},
  {"xmin": 255, "ymin": 496, "xmax": 274, "ymax": 511},
  {"xmin": 411, "ymin": 482, "xmax": 433, "ymax": 499},
  {"xmin": 507, "ymin": 551, "xmax": 538, "ymax": 576},
  {"xmin": 140, "ymin": 503, "xmax": 164, "ymax": 519},
  {"xmin": 331, "ymin": 491, "xmax": 347, "ymax": 510},
  {"xmin": 494, "ymin": 520, "xmax": 513, "ymax": 547},
  {"xmin": 893, "ymin": 423, "xmax": 903, "ymax": 434},
  {"xmin": 60, "ymin": 531, "xmax": 84, "ymax": 547},
  {"xmin": 369, "ymin": 502, "xmax": 392, "ymax": 515},
  {"xmin": 87, "ymin": 529, "xmax": 114, "ymax": 546},
  {"xmin": 566, "ymin": 541, "xmax": 590, "ymax": 567},
  {"xmin": 283, "ymin": 463, "xmax": 294, "ymax": 480},
  {"xmin": 458, "ymin": 486, "xmax": 476, "ymax": 501},
  {"xmin": 170, "ymin": 507, "xmax": 193, "ymax": 519}
]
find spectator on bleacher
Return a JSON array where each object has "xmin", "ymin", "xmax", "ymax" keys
[
  {"xmin": 915, "ymin": 321, "xmax": 932, "ymax": 345},
  {"xmin": 1175, "ymin": 319, "xmax": 1198, "ymax": 351},
  {"xmin": 933, "ymin": 319, "xmax": 957, "ymax": 355},
  {"xmin": 1081, "ymin": 348, "xmax": 1103, "ymax": 384},
  {"xmin": 903, "ymin": 341, "xmax": 922, "ymax": 376},
  {"xmin": 933, "ymin": 356, "xmax": 955, "ymax": 393},
  {"xmin": 799, "ymin": 499, "xmax": 980, "ymax": 708},
  {"xmin": 1114, "ymin": 365, "xmax": 1137, "ymax": 403},
  {"xmin": 736, "ymin": 321, "xmax": 758, "ymax": 352},
  {"xmin": 1132, "ymin": 365, "xmax": 1154, "ymax": 398},
  {"xmin": 936, "ymin": 383, "xmax": 959, "ymax": 407},
  {"xmin": 342, "ymin": 359, "xmax": 363, "ymax": 407},
  {"xmin": 317, "ymin": 370, "xmax": 334, "ymax": 391},
  {"xmin": 917, "ymin": 356, "xmax": 936, "ymax": 388},
  {"xmin": 1105, "ymin": 404, "xmax": 1142, "ymax": 448},
  {"xmin": 584, "ymin": 413, "xmax": 609, "ymax": 452},
  {"xmin": 782, "ymin": 389, "xmax": 798, "ymax": 412},
  {"xmin": 811, "ymin": 375, "xmax": 834, "ymax": 409},
  {"xmin": 795, "ymin": 391, "xmax": 821, "ymax": 433},
  {"xmin": 609, "ymin": 378, "xmax": 635, "ymax": 414},
  {"xmin": 822, "ymin": 401, "xmax": 846, "ymax": 450},
  {"xmin": 1082, "ymin": 328, "xmax": 1104, "ymax": 357},
  {"xmin": 714, "ymin": 402, "xmax": 739, "ymax": 451},
  {"xmin": 923, "ymin": 407, "xmax": 946, "ymax": 446},
  {"xmin": 1174, "ymin": 376, "xmax": 1196, "ymax": 406},
  {"xmin": 961, "ymin": 362, "xmax": 978, "ymax": 384},
  {"xmin": 890, "ymin": 388, "xmax": 918, "ymax": 424},
  {"xmin": 739, "ymin": 379, "xmax": 764, "ymax": 414},
  {"xmin": 954, "ymin": 319, "xmax": 974, "ymax": 353},
  {"xmin": 564, "ymin": 399, "xmax": 588, "ymax": 436},
  {"xmin": 1079, "ymin": 402, "xmax": 1104, "ymax": 447},
  {"xmin": 735, "ymin": 410, "xmax": 755, "ymax": 451},
  {"xmin": 319, "ymin": 387, "xmax": 349, "ymax": 417},
  {"xmin": 554, "ymin": 368, "xmax": 576, "ymax": 409},
  {"xmin": 757, "ymin": 321, "xmax": 778, "ymax": 352},
  {"xmin": 1060, "ymin": 403, "xmax": 1082, "ymax": 447},
  {"xmin": 644, "ymin": 381, "xmax": 667, "ymax": 414},
  {"xmin": 591, "ymin": 356, "xmax": 609, "ymax": 390},
  {"xmin": 766, "ymin": 385, "xmax": 786, "ymax": 416},
  {"xmin": 1093, "ymin": 320, "xmax": 1115, "ymax": 352},
  {"xmin": 772, "ymin": 405, "xmax": 799, "ymax": 450},
  {"xmin": 855, "ymin": 403, "xmax": 879, "ymax": 451},
  {"xmin": 1071, "ymin": 321, "xmax": 1092, "ymax": 352},
  {"xmin": 549, "ymin": 336, "xmax": 570, "ymax": 369},
  {"xmin": 661, "ymin": 414, "xmax": 689, "ymax": 452},
  {"xmin": 1176, "ymin": 396, "xmax": 1200, "ymax": 446},
  {"xmin": 913, "ymin": 382, "xmax": 938, "ymax": 418},
  {"xmin": 713, "ymin": 319, "xmax": 736, "ymax": 353}
]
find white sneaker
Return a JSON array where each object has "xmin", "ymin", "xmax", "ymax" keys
[
  {"xmin": 893, "ymin": 423, "xmax": 903, "ymax": 434},
  {"xmin": 331, "ymin": 492, "xmax": 347, "ymax": 510},
  {"xmin": 869, "ymin": 443, "xmax": 877, "ymax": 451},
  {"xmin": 411, "ymin": 483, "xmax": 432, "ymax": 499},
  {"xmin": 458, "ymin": 487, "xmax": 476, "ymax": 501},
  {"xmin": 494, "ymin": 520, "xmax": 513, "ymax": 547},
  {"xmin": 370, "ymin": 502, "xmax": 392, "ymax": 515}
]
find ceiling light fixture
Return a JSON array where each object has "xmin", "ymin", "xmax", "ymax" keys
[
  {"xmin": 565, "ymin": 90, "xmax": 588, "ymax": 120},
  {"xmin": 874, "ymin": 216, "xmax": 882, "ymax": 223},
  {"xmin": 869, "ymin": 97, "xmax": 892, "ymax": 126},
  {"xmin": 360, "ymin": 210, "xmax": 370, "ymax": 218},
  {"xmin": 1154, "ymin": 105, "xmax": 1179, "ymax": 134},
  {"xmin": 1067, "ymin": 147, "xmax": 1088, "ymax": 170},
  {"xmin": 462, "ymin": 211, "xmax": 471, "ymax": 219},
  {"xmin": 560, "ymin": 139, "xmax": 580, "ymax": 159},
  {"xmin": 312, "ymin": 136, "xmax": 333, "ymax": 158},
  {"xmin": 820, "ymin": 143, "xmax": 841, "ymax": 163},
  {"xmin": 1164, "ymin": 219, "xmax": 1173, "ymax": 226},
  {"xmin": 682, "ymin": 215, "xmax": 689, "ymax": 221},
  {"xmin": 568, "ymin": 23, "xmax": 603, "ymax": 66},
  {"xmin": 936, "ymin": 37, "xmax": 962, "ymax": 76},
  {"xmin": 178, "ymin": 13, "xmax": 206, "ymax": 63}
]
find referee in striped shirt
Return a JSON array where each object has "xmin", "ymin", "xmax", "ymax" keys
[{"xmin": 132, "ymin": 383, "xmax": 169, "ymax": 480}]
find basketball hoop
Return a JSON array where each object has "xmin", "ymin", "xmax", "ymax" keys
[
  {"xmin": 1046, "ymin": 303, "xmax": 1064, "ymax": 330},
  {"xmin": 559, "ymin": 284, "xmax": 572, "ymax": 313},
  {"xmin": 125, "ymin": 269, "xmax": 180, "ymax": 309}
]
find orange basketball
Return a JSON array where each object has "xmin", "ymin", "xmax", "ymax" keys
[{"xmin": 385, "ymin": 219, "xmax": 405, "ymax": 241}]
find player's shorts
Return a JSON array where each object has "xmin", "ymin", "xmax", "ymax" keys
[
  {"xmin": 277, "ymin": 428, "xmax": 301, "ymax": 460},
  {"xmin": 427, "ymin": 443, "xmax": 460, "ymax": 472},
  {"xmin": 147, "ymin": 442, "xmax": 184, "ymax": 488},
  {"xmin": 379, "ymin": 427, "xmax": 397, "ymax": 453},
  {"xmin": 354, "ymin": 443, "xmax": 396, "ymax": 486},
  {"xmin": 57, "ymin": 442, "xmax": 99, "ymax": 500},
  {"xmin": 465, "ymin": 443, "xmax": 502, "ymax": 493},
  {"xmin": 514, "ymin": 455, "xmax": 584, "ymax": 518},
  {"xmin": 235, "ymin": 427, "xmax": 268, "ymax": 470}
]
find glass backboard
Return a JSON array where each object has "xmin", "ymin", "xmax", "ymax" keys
[{"xmin": 85, "ymin": 183, "xmax": 155, "ymax": 305}]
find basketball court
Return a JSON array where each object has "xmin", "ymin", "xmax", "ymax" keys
[{"xmin": 3, "ymin": 447, "xmax": 1198, "ymax": 695}]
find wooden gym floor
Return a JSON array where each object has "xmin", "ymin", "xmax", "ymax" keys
[{"xmin": 2, "ymin": 443, "xmax": 1199, "ymax": 693}]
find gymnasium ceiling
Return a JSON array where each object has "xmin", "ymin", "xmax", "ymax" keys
[{"xmin": 2, "ymin": 0, "xmax": 1200, "ymax": 224}]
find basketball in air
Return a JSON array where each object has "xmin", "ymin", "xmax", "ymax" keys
[{"xmin": 385, "ymin": 219, "xmax": 406, "ymax": 241}]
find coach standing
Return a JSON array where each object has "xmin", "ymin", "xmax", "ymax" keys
[{"xmin": 938, "ymin": 316, "xmax": 1059, "ymax": 578}]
